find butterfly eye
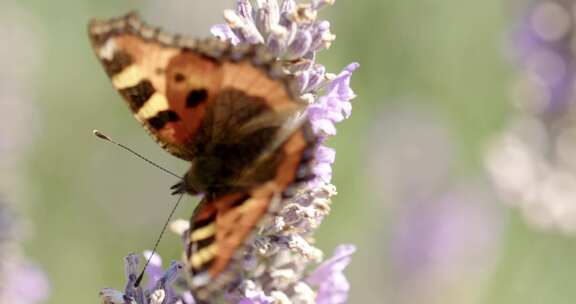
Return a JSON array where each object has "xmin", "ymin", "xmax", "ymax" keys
[{"xmin": 174, "ymin": 73, "xmax": 186, "ymax": 83}]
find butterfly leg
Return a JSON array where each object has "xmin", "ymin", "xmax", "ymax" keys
[{"xmin": 170, "ymin": 181, "xmax": 187, "ymax": 195}]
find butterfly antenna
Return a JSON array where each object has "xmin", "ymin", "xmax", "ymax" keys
[
  {"xmin": 135, "ymin": 191, "xmax": 186, "ymax": 287},
  {"xmin": 93, "ymin": 130, "xmax": 181, "ymax": 179}
]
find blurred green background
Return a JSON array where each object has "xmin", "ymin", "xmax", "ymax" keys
[{"xmin": 4, "ymin": 0, "xmax": 576, "ymax": 303}]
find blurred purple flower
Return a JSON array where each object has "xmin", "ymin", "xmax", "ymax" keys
[
  {"xmin": 487, "ymin": 0, "xmax": 576, "ymax": 234},
  {"xmin": 0, "ymin": 1, "xmax": 42, "ymax": 206},
  {"xmin": 0, "ymin": 3, "xmax": 48, "ymax": 304},
  {"xmin": 388, "ymin": 183, "xmax": 502, "ymax": 304},
  {"xmin": 0, "ymin": 201, "xmax": 50, "ymax": 304},
  {"xmin": 366, "ymin": 106, "xmax": 502, "ymax": 303},
  {"xmin": 3, "ymin": 262, "xmax": 50, "ymax": 304},
  {"xmin": 511, "ymin": 0, "xmax": 574, "ymax": 115},
  {"xmin": 392, "ymin": 188, "xmax": 501, "ymax": 277}
]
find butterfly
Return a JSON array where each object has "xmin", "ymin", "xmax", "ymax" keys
[{"xmin": 88, "ymin": 12, "xmax": 317, "ymax": 300}]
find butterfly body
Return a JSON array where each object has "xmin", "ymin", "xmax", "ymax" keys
[{"xmin": 89, "ymin": 12, "xmax": 317, "ymax": 300}]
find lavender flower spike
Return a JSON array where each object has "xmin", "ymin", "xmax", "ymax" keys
[
  {"xmin": 204, "ymin": 1, "xmax": 359, "ymax": 302},
  {"xmin": 105, "ymin": 0, "xmax": 358, "ymax": 302},
  {"xmin": 211, "ymin": 0, "xmax": 337, "ymax": 71},
  {"xmin": 100, "ymin": 253, "xmax": 190, "ymax": 304}
]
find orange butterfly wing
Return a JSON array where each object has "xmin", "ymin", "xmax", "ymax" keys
[
  {"xmin": 186, "ymin": 125, "xmax": 316, "ymax": 300},
  {"xmin": 88, "ymin": 12, "xmax": 303, "ymax": 161}
]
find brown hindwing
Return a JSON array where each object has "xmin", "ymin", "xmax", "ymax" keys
[{"xmin": 186, "ymin": 123, "xmax": 317, "ymax": 300}]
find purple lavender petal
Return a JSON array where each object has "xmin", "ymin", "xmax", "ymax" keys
[
  {"xmin": 296, "ymin": 70, "xmax": 310, "ymax": 92},
  {"xmin": 143, "ymin": 250, "xmax": 164, "ymax": 290},
  {"xmin": 280, "ymin": 0, "xmax": 296, "ymax": 15},
  {"xmin": 309, "ymin": 20, "xmax": 333, "ymax": 52},
  {"xmin": 311, "ymin": 0, "xmax": 335, "ymax": 10},
  {"xmin": 124, "ymin": 254, "xmax": 139, "ymax": 291},
  {"xmin": 224, "ymin": 10, "xmax": 265, "ymax": 44},
  {"xmin": 324, "ymin": 97, "xmax": 346, "ymax": 122},
  {"xmin": 311, "ymin": 118, "xmax": 337, "ymax": 136},
  {"xmin": 279, "ymin": 11, "xmax": 298, "ymax": 46},
  {"xmin": 307, "ymin": 245, "xmax": 356, "ymax": 304},
  {"xmin": 232, "ymin": 284, "xmax": 275, "ymax": 304},
  {"xmin": 308, "ymin": 99, "xmax": 340, "ymax": 135},
  {"xmin": 305, "ymin": 64, "xmax": 327, "ymax": 92},
  {"xmin": 306, "ymin": 98, "xmax": 329, "ymax": 117},
  {"xmin": 340, "ymin": 100, "xmax": 352, "ymax": 119},
  {"xmin": 254, "ymin": 0, "xmax": 280, "ymax": 35},
  {"xmin": 266, "ymin": 0, "xmax": 281, "ymax": 27},
  {"xmin": 124, "ymin": 254, "xmax": 145, "ymax": 303},
  {"xmin": 313, "ymin": 162, "xmax": 333, "ymax": 182},
  {"xmin": 315, "ymin": 145, "xmax": 336, "ymax": 164},
  {"xmin": 155, "ymin": 261, "xmax": 184, "ymax": 302},
  {"xmin": 238, "ymin": 295, "xmax": 275, "ymax": 304},
  {"xmin": 312, "ymin": 145, "xmax": 336, "ymax": 182},
  {"xmin": 306, "ymin": 62, "xmax": 358, "ymax": 137},
  {"xmin": 265, "ymin": 24, "xmax": 289, "ymax": 56},
  {"xmin": 327, "ymin": 63, "xmax": 359, "ymax": 117},
  {"xmin": 236, "ymin": 0, "xmax": 255, "ymax": 21},
  {"xmin": 179, "ymin": 292, "xmax": 196, "ymax": 304},
  {"xmin": 210, "ymin": 24, "xmax": 241, "ymax": 44},
  {"xmin": 138, "ymin": 252, "xmax": 183, "ymax": 303},
  {"xmin": 286, "ymin": 30, "xmax": 313, "ymax": 60}
]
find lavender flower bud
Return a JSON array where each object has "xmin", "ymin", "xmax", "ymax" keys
[
  {"xmin": 266, "ymin": 24, "xmax": 288, "ymax": 55},
  {"xmin": 237, "ymin": 0, "xmax": 255, "ymax": 21},
  {"xmin": 280, "ymin": 0, "xmax": 296, "ymax": 16},
  {"xmin": 285, "ymin": 30, "xmax": 313, "ymax": 60}
]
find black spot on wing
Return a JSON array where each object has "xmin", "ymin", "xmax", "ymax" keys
[
  {"xmin": 186, "ymin": 89, "xmax": 208, "ymax": 108},
  {"xmin": 147, "ymin": 110, "xmax": 180, "ymax": 130},
  {"xmin": 119, "ymin": 79, "xmax": 156, "ymax": 112},
  {"xmin": 102, "ymin": 50, "xmax": 133, "ymax": 76}
]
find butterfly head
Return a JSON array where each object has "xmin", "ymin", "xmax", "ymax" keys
[{"xmin": 171, "ymin": 159, "xmax": 227, "ymax": 196}]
